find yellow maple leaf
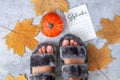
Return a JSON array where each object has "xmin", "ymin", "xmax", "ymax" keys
[
  {"xmin": 5, "ymin": 74, "xmax": 14, "ymax": 80},
  {"xmin": 97, "ymin": 15, "xmax": 120, "ymax": 44},
  {"xmin": 87, "ymin": 43, "xmax": 114, "ymax": 71},
  {"xmin": 5, "ymin": 74, "xmax": 27, "ymax": 80},
  {"xmin": 4, "ymin": 19, "xmax": 40, "ymax": 56},
  {"xmin": 15, "ymin": 75, "xmax": 27, "ymax": 80},
  {"xmin": 30, "ymin": 0, "xmax": 69, "ymax": 16}
]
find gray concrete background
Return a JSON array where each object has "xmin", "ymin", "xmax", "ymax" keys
[{"xmin": 0, "ymin": 0, "xmax": 120, "ymax": 80}]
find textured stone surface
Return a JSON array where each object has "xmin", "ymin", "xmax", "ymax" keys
[{"xmin": 0, "ymin": 0, "xmax": 120, "ymax": 80}]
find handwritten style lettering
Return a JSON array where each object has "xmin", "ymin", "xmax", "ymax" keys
[{"xmin": 67, "ymin": 10, "xmax": 87, "ymax": 21}]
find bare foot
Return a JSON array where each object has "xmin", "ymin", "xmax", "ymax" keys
[
  {"xmin": 32, "ymin": 45, "xmax": 54, "ymax": 74},
  {"xmin": 62, "ymin": 39, "xmax": 83, "ymax": 80},
  {"xmin": 62, "ymin": 38, "xmax": 84, "ymax": 64}
]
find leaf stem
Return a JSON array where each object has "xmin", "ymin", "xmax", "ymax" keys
[
  {"xmin": 0, "ymin": 25, "xmax": 18, "ymax": 33},
  {"xmin": 99, "ymin": 69, "xmax": 110, "ymax": 80},
  {"xmin": 0, "ymin": 25, "xmax": 12, "ymax": 31}
]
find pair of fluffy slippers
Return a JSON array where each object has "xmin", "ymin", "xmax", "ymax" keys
[{"xmin": 30, "ymin": 34, "xmax": 88, "ymax": 80}]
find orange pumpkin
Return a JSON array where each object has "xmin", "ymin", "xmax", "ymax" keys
[{"xmin": 40, "ymin": 12, "xmax": 64, "ymax": 37}]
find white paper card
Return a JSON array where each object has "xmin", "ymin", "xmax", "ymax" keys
[{"xmin": 64, "ymin": 4, "xmax": 96, "ymax": 41}]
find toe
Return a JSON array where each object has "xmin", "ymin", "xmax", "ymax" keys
[
  {"xmin": 38, "ymin": 48, "xmax": 42, "ymax": 54},
  {"xmin": 74, "ymin": 41, "xmax": 80, "ymax": 46},
  {"xmin": 41, "ymin": 46, "xmax": 46, "ymax": 53},
  {"xmin": 47, "ymin": 45, "xmax": 54, "ymax": 54},
  {"xmin": 62, "ymin": 39, "xmax": 69, "ymax": 46},
  {"xmin": 70, "ymin": 39, "xmax": 74, "ymax": 46}
]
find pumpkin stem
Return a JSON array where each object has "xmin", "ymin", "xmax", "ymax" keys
[{"xmin": 48, "ymin": 24, "xmax": 53, "ymax": 28}]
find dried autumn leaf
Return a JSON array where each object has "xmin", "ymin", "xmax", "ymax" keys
[
  {"xmin": 5, "ymin": 74, "xmax": 27, "ymax": 80},
  {"xmin": 97, "ymin": 15, "xmax": 120, "ymax": 44},
  {"xmin": 30, "ymin": 0, "xmax": 69, "ymax": 16},
  {"xmin": 87, "ymin": 43, "xmax": 114, "ymax": 71},
  {"xmin": 5, "ymin": 74, "xmax": 14, "ymax": 80},
  {"xmin": 4, "ymin": 19, "xmax": 39, "ymax": 56}
]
